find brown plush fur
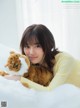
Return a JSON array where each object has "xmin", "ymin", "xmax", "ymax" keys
[{"xmin": 23, "ymin": 65, "xmax": 53, "ymax": 86}]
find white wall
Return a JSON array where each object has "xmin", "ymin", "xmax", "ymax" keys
[
  {"xmin": 0, "ymin": 0, "xmax": 80, "ymax": 59},
  {"xmin": 62, "ymin": 3, "xmax": 80, "ymax": 59},
  {"xmin": 16, "ymin": 0, "xmax": 64, "ymax": 51},
  {"xmin": 0, "ymin": 0, "xmax": 19, "ymax": 50}
]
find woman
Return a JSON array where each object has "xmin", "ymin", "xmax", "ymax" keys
[
  {"xmin": 20, "ymin": 24, "xmax": 59, "ymax": 86},
  {"xmin": 5, "ymin": 24, "xmax": 80, "ymax": 89},
  {"xmin": 20, "ymin": 24, "xmax": 80, "ymax": 89}
]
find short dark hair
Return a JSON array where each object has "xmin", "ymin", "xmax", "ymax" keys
[{"xmin": 20, "ymin": 24, "xmax": 59, "ymax": 71}]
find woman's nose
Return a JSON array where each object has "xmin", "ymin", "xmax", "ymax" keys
[{"xmin": 29, "ymin": 47, "xmax": 34, "ymax": 54}]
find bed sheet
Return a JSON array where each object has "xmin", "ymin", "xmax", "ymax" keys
[{"xmin": 0, "ymin": 76, "xmax": 80, "ymax": 108}]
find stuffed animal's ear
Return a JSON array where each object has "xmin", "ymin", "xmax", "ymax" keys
[{"xmin": 10, "ymin": 51, "xmax": 15, "ymax": 54}]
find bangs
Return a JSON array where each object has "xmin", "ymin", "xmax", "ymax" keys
[{"xmin": 24, "ymin": 34, "xmax": 39, "ymax": 46}]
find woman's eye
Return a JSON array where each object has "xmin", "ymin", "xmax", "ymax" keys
[{"xmin": 36, "ymin": 44, "xmax": 41, "ymax": 47}]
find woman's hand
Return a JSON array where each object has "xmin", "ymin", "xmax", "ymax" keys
[{"xmin": 4, "ymin": 75, "xmax": 21, "ymax": 81}]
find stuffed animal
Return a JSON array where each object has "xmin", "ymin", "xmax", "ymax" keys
[
  {"xmin": 0, "ymin": 51, "xmax": 30, "ymax": 76},
  {"xmin": 5, "ymin": 51, "xmax": 30, "ymax": 72},
  {"xmin": 5, "ymin": 51, "xmax": 22, "ymax": 72}
]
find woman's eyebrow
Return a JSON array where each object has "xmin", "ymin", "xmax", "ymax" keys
[
  {"xmin": 34, "ymin": 42, "xmax": 40, "ymax": 45},
  {"xmin": 25, "ymin": 43, "xmax": 28, "ymax": 46}
]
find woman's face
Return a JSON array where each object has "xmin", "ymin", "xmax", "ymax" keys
[{"xmin": 24, "ymin": 41, "xmax": 44, "ymax": 64}]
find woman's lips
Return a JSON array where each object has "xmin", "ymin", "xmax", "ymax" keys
[{"xmin": 29, "ymin": 57, "xmax": 37, "ymax": 60}]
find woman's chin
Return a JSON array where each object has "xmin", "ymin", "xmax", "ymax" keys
[{"xmin": 31, "ymin": 61, "xmax": 38, "ymax": 64}]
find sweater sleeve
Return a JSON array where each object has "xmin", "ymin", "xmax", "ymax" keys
[{"xmin": 49, "ymin": 52, "xmax": 76, "ymax": 89}]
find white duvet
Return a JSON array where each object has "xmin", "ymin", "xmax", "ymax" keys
[
  {"xmin": 0, "ymin": 76, "xmax": 80, "ymax": 108},
  {"xmin": 0, "ymin": 43, "xmax": 80, "ymax": 108}
]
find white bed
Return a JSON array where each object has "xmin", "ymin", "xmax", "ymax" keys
[
  {"xmin": 0, "ymin": 43, "xmax": 80, "ymax": 108},
  {"xmin": 0, "ymin": 76, "xmax": 80, "ymax": 108}
]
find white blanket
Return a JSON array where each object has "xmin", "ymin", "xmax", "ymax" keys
[
  {"xmin": 0, "ymin": 43, "xmax": 80, "ymax": 108},
  {"xmin": 0, "ymin": 76, "xmax": 80, "ymax": 108}
]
